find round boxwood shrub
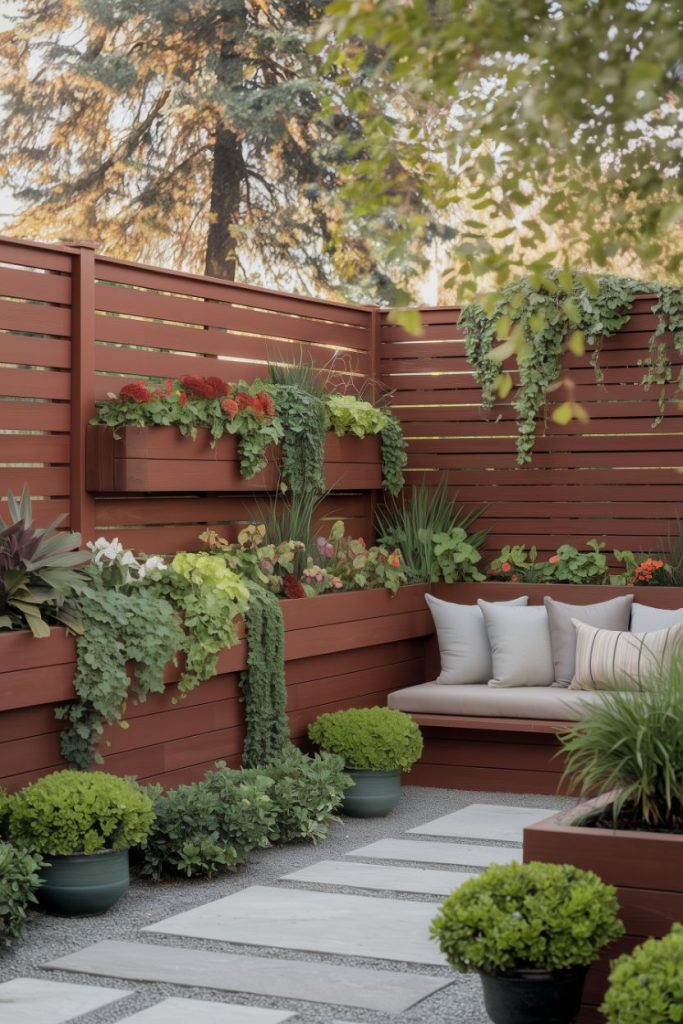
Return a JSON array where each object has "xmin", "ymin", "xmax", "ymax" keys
[
  {"xmin": 601, "ymin": 924, "xmax": 683, "ymax": 1024},
  {"xmin": 430, "ymin": 861, "xmax": 624, "ymax": 974},
  {"xmin": 307, "ymin": 706, "xmax": 423, "ymax": 772},
  {"xmin": 0, "ymin": 840, "xmax": 43, "ymax": 942},
  {"xmin": 8, "ymin": 771, "xmax": 154, "ymax": 856}
]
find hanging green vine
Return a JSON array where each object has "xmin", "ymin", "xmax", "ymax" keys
[
  {"xmin": 269, "ymin": 383, "xmax": 326, "ymax": 494},
  {"xmin": 239, "ymin": 582, "xmax": 291, "ymax": 768},
  {"xmin": 380, "ymin": 412, "xmax": 407, "ymax": 495},
  {"xmin": 460, "ymin": 272, "xmax": 683, "ymax": 464},
  {"xmin": 56, "ymin": 583, "xmax": 183, "ymax": 770}
]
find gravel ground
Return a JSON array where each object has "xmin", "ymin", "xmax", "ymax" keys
[{"xmin": 1, "ymin": 786, "xmax": 573, "ymax": 1024}]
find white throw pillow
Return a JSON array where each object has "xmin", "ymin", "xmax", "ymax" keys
[
  {"xmin": 570, "ymin": 619, "xmax": 683, "ymax": 691},
  {"xmin": 478, "ymin": 601, "xmax": 554, "ymax": 687},
  {"xmin": 425, "ymin": 594, "xmax": 528, "ymax": 685},
  {"xmin": 630, "ymin": 604, "xmax": 683, "ymax": 633}
]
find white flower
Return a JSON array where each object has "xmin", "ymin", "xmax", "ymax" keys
[
  {"xmin": 88, "ymin": 537, "xmax": 124, "ymax": 566},
  {"xmin": 141, "ymin": 556, "xmax": 167, "ymax": 574},
  {"xmin": 120, "ymin": 549, "xmax": 139, "ymax": 567}
]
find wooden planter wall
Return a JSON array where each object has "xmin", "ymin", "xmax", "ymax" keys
[{"xmin": 0, "ymin": 585, "xmax": 431, "ymax": 793}]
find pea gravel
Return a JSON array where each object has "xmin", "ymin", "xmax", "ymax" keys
[{"xmin": 1, "ymin": 786, "xmax": 572, "ymax": 1024}]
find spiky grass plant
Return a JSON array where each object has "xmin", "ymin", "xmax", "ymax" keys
[
  {"xmin": 560, "ymin": 648, "xmax": 683, "ymax": 831},
  {"xmin": 375, "ymin": 476, "xmax": 487, "ymax": 583}
]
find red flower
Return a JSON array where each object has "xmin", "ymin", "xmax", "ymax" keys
[
  {"xmin": 178, "ymin": 391, "xmax": 188, "ymax": 405},
  {"xmin": 501, "ymin": 561, "xmax": 511, "ymax": 573},
  {"xmin": 257, "ymin": 391, "xmax": 276, "ymax": 418},
  {"xmin": 205, "ymin": 376, "xmax": 230, "ymax": 398},
  {"xmin": 221, "ymin": 398, "xmax": 239, "ymax": 420},
  {"xmin": 283, "ymin": 573, "xmax": 306, "ymax": 599},
  {"xmin": 235, "ymin": 392, "xmax": 265, "ymax": 418},
  {"xmin": 120, "ymin": 381, "xmax": 154, "ymax": 403},
  {"xmin": 548, "ymin": 554, "xmax": 561, "ymax": 564},
  {"xmin": 510, "ymin": 573, "xmax": 519, "ymax": 582},
  {"xmin": 179, "ymin": 374, "xmax": 217, "ymax": 399}
]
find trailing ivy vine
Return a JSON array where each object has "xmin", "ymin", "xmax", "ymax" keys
[
  {"xmin": 270, "ymin": 383, "xmax": 326, "ymax": 494},
  {"xmin": 460, "ymin": 273, "xmax": 683, "ymax": 465},
  {"xmin": 56, "ymin": 583, "xmax": 183, "ymax": 770},
  {"xmin": 239, "ymin": 582, "xmax": 291, "ymax": 768},
  {"xmin": 380, "ymin": 412, "xmax": 407, "ymax": 495}
]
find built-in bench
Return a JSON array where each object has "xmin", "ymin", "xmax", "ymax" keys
[{"xmin": 387, "ymin": 581, "xmax": 682, "ymax": 795}]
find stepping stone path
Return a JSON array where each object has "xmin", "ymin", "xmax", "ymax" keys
[
  {"xmin": 114, "ymin": 996, "xmax": 295, "ymax": 1023},
  {"xmin": 37, "ymin": 799, "xmax": 558, "ymax": 1021},
  {"xmin": 347, "ymin": 837, "xmax": 522, "ymax": 867},
  {"xmin": 408, "ymin": 803, "xmax": 557, "ymax": 842},
  {"xmin": 0, "ymin": 977, "xmax": 132, "ymax": 1024},
  {"xmin": 282, "ymin": 858, "xmax": 475, "ymax": 895},
  {"xmin": 46, "ymin": 940, "xmax": 449, "ymax": 1014},
  {"xmin": 143, "ymin": 885, "xmax": 447, "ymax": 966}
]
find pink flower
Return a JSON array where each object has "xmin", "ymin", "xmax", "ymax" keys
[
  {"xmin": 501, "ymin": 561, "xmax": 511, "ymax": 572},
  {"xmin": 331, "ymin": 576, "xmax": 343, "ymax": 589},
  {"xmin": 548, "ymin": 554, "xmax": 561, "ymax": 564},
  {"xmin": 316, "ymin": 537, "xmax": 327, "ymax": 556},
  {"xmin": 324, "ymin": 541, "xmax": 334, "ymax": 558}
]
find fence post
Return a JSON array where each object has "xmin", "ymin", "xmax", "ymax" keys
[
  {"xmin": 70, "ymin": 242, "xmax": 98, "ymax": 543},
  {"xmin": 369, "ymin": 306, "xmax": 383, "ymax": 541}
]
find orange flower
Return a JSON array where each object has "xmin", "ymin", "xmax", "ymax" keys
[
  {"xmin": 548, "ymin": 554, "xmax": 560, "ymax": 564},
  {"xmin": 388, "ymin": 551, "xmax": 401, "ymax": 569},
  {"xmin": 178, "ymin": 391, "xmax": 187, "ymax": 405},
  {"xmin": 221, "ymin": 398, "xmax": 239, "ymax": 420}
]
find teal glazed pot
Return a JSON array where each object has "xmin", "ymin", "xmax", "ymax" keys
[
  {"xmin": 342, "ymin": 768, "xmax": 402, "ymax": 817},
  {"xmin": 38, "ymin": 849, "xmax": 129, "ymax": 916}
]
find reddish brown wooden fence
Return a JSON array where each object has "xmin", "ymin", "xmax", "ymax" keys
[{"xmin": 381, "ymin": 301, "xmax": 683, "ymax": 559}]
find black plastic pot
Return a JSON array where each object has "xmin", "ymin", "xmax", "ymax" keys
[
  {"xmin": 341, "ymin": 768, "xmax": 402, "ymax": 817},
  {"xmin": 479, "ymin": 965, "xmax": 588, "ymax": 1024},
  {"xmin": 38, "ymin": 849, "xmax": 129, "ymax": 916}
]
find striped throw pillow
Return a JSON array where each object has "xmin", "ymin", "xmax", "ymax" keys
[{"xmin": 569, "ymin": 620, "xmax": 683, "ymax": 692}]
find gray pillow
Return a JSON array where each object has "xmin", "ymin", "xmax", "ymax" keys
[
  {"xmin": 545, "ymin": 594, "xmax": 634, "ymax": 687},
  {"xmin": 425, "ymin": 594, "xmax": 528, "ymax": 685},
  {"xmin": 478, "ymin": 601, "xmax": 554, "ymax": 687},
  {"xmin": 630, "ymin": 604, "xmax": 683, "ymax": 632}
]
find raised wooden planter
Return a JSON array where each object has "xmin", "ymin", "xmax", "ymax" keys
[
  {"xmin": 0, "ymin": 584, "xmax": 430, "ymax": 792},
  {"xmin": 524, "ymin": 799, "xmax": 683, "ymax": 1023},
  {"xmin": 404, "ymin": 582, "xmax": 683, "ymax": 796},
  {"xmin": 86, "ymin": 425, "xmax": 382, "ymax": 493}
]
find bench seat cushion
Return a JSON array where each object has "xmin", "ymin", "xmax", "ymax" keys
[{"xmin": 387, "ymin": 682, "xmax": 606, "ymax": 721}]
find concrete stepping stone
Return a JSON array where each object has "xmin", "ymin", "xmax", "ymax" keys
[
  {"xmin": 114, "ymin": 997, "xmax": 294, "ymax": 1023},
  {"xmin": 142, "ymin": 885, "xmax": 446, "ymax": 966},
  {"xmin": 347, "ymin": 838, "xmax": 521, "ymax": 867},
  {"xmin": 282, "ymin": 859, "xmax": 475, "ymax": 896},
  {"xmin": 46, "ymin": 940, "xmax": 451, "ymax": 1014},
  {"xmin": 0, "ymin": 977, "xmax": 132, "ymax": 1024},
  {"xmin": 408, "ymin": 803, "xmax": 557, "ymax": 843}
]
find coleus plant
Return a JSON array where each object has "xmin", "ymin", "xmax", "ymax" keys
[
  {"xmin": 0, "ymin": 486, "xmax": 89, "ymax": 636},
  {"xmin": 93, "ymin": 374, "xmax": 283, "ymax": 478}
]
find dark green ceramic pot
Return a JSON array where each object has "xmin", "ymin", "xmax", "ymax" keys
[
  {"xmin": 38, "ymin": 849, "xmax": 129, "ymax": 916},
  {"xmin": 342, "ymin": 768, "xmax": 402, "ymax": 817}
]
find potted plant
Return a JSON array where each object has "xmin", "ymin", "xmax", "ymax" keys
[
  {"xmin": 430, "ymin": 861, "xmax": 624, "ymax": 1024},
  {"xmin": 307, "ymin": 705, "xmax": 423, "ymax": 816},
  {"xmin": 601, "ymin": 924, "xmax": 683, "ymax": 1024},
  {"xmin": 6, "ymin": 770, "xmax": 154, "ymax": 915}
]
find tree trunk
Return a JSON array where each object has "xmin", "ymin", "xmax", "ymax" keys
[{"xmin": 204, "ymin": 5, "xmax": 247, "ymax": 280}]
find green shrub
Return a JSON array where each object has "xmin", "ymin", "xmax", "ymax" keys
[
  {"xmin": 560, "ymin": 649, "xmax": 683, "ymax": 830},
  {"xmin": 308, "ymin": 706, "xmax": 424, "ymax": 772},
  {"xmin": 601, "ymin": 924, "xmax": 683, "ymax": 1024},
  {"xmin": 239, "ymin": 747, "xmax": 352, "ymax": 843},
  {"xmin": 8, "ymin": 771, "xmax": 155, "ymax": 856},
  {"xmin": 430, "ymin": 861, "xmax": 624, "ymax": 974},
  {"xmin": 139, "ymin": 749, "xmax": 351, "ymax": 878},
  {"xmin": 0, "ymin": 841, "xmax": 43, "ymax": 943}
]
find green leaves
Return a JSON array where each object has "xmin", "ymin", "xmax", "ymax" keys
[
  {"xmin": 430, "ymin": 861, "xmax": 624, "ymax": 974},
  {"xmin": 308, "ymin": 706, "xmax": 423, "ymax": 773},
  {"xmin": 0, "ymin": 841, "xmax": 43, "ymax": 944},
  {"xmin": 601, "ymin": 925, "xmax": 683, "ymax": 1024}
]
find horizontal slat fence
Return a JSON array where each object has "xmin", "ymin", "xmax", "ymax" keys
[{"xmin": 381, "ymin": 299, "xmax": 683, "ymax": 559}]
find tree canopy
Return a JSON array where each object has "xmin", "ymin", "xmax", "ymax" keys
[
  {"xmin": 322, "ymin": 0, "xmax": 683, "ymax": 302},
  {"xmin": 0, "ymin": 0, "xmax": 432, "ymax": 301}
]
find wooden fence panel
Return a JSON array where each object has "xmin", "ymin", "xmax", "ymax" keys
[{"xmin": 381, "ymin": 297, "xmax": 683, "ymax": 560}]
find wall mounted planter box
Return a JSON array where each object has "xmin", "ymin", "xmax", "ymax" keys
[
  {"xmin": 86, "ymin": 425, "xmax": 381, "ymax": 493},
  {"xmin": 0, "ymin": 585, "xmax": 430, "ymax": 793},
  {"xmin": 523, "ymin": 800, "xmax": 683, "ymax": 1023}
]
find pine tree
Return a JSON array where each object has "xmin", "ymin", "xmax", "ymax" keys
[{"xmin": 0, "ymin": 0, "xmax": 432, "ymax": 301}]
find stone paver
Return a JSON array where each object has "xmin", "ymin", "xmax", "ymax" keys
[
  {"xmin": 142, "ymin": 885, "xmax": 445, "ymax": 966},
  {"xmin": 46, "ymin": 940, "xmax": 452, "ymax": 1014},
  {"xmin": 282, "ymin": 859, "xmax": 474, "ymax": 896},
  {"xmin": 0, "ymin": 977, "xmax": 132, "ymax": 1024},
  {"xmin": 347, "ymin": 837, "xmax": 521, "ymax": 867},
  {"xmin": 408, "ymin": 803, "xmax": 557, "ymax": 843},
  {"xmin": 114, "ymin": 996, "xmax": 295, "ymax": 1023}
]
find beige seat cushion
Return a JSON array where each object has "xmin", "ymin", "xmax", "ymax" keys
[{"xmin": 387, "ymin": 682, "xmax": 606, "ymax": 721}]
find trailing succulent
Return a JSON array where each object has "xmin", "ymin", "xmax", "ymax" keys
[
  {"xmin": 0, "ymin": 485, "xmax": 89, "ymax": 636},
  {"xmin": 460, "ymin": 272, "xmax": 683, "ymax": 464}
]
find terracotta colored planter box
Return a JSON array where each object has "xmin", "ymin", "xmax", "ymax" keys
[
  {"xmin": 86, "ymin": 425, "xmax": 381, "ymax": 493},
  {"xmin": 523, "ymin": 799, "xmax": 683, "ymax": 1022}
]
